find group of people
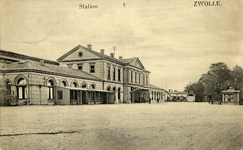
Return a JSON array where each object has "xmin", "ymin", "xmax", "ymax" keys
[{"xmin": 208, "ymin": 99, "xmax": 222, "ymax": 105}]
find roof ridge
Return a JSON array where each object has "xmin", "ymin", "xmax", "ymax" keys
[
  {"xmin": 56, "ymin": 45, "xmax": 81, "ymax": 61},
  {"xmin": 78, "ymin": 45, "xmax": 125, "ymax": 65},
  {"xmin": 3, "ymin": 60, "xmax": 102, "ymax": 81},
  {"xmin": 0, "ymin": 50, "xmax": 59, "ymax": 65},
  {"xmin": 43, "ymin": 61, "xmax": 101, "ymax": 80}
]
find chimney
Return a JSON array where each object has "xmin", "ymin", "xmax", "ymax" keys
[
  {"xmin": 87, "ymin": 44, "xmax": 92, "ymax": 50},
  {"xmin": 110, "ymin": 53, "xmax": 114, "ymax": 58},
  {"xmin": 40, "ymin": 60, "xmax": 45, "ymax": 66},
  {"xmin": 100, "ymin": 49, "xmax": 104, "ymax": 55},
  {"xmin": 119, "ymin": 56, "xmax": 123, "ymax": 60}
]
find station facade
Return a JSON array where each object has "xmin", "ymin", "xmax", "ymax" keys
[{"xmin": 0, "ymin": 44, "xmax": 165, "ymax": 105}]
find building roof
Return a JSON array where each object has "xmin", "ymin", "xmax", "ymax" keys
[
  {"xmin": 1, "ymin": 60, "xmax": 102, "ymax": 81},
  {"xmin": 169, "ymin": 91, "xmax": 188, "ymax": 95},
  {"xmin": 149, "ymin": 84, "xmax": 165, "ymax": 91},
  {"xmin": 57, "ymin": 44, "xmax": 147, "ymax": 71},
  {"xmin": 57, "ymin": 45, "xmax": 124, "ymax": 65},
  {"xmin": 222, "ymin": 86, "xmax": 240, "ymax": 93},
  {"xmin": 119, "ymin": 57, "xmax": 136, "ymax": 64},
  {"xmin": 0, "ymin": 50, "xmax": 59, "ymax": 65}
]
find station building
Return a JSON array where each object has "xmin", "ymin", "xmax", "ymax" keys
[{"xmin": 0, "ymin": 44, "xmax": 165, "ymax": 105}]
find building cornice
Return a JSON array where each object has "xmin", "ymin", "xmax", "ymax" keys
[{"xmin": 0, "ymin": 69, "xmax": 103, "ymax": 82}]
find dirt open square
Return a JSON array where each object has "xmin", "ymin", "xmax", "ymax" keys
[{"xmin": 0, "ymin": 103, "xmax": 243, "ymax": 150}]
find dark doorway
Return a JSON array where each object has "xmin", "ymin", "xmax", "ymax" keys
[{"xmin": 82, "ymin": 91, "xmax": 87, "ymax": 104}]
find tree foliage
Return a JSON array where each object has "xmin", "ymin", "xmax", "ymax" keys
[{"xmin": 185, "ymin": 62, "xmax": 243, "ymax": 102}]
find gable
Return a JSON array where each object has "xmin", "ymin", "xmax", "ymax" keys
[
  {"xmin": 58, "ymin": 45, "xmax": 101, "ymax": 62},
  {"xmin": 129, "ymin": 58, "xmax": 145, "ymax": 69}
]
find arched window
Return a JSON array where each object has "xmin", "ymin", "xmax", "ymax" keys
[
  {"xmin": 107, "ymin": 85, "xmax": 111, "ymax": 91},
  {"xmin": 91, "ymin": 84, "xmax": 95, "ymax": 89},
  {"xmin": 113, "ymin": 87, "xmax": 116, "ymax": 101},
  {"xmin": 72, "ymin": 82, "xmax": 77, "ymax": 88},
  {"xmin": 61, "ymin": 81, "xmax": 67, "ymax": 87},
  {"xmin": 47, "ymin": 80, "xmax": 54, "ymax": 99},
  {"xmin": 82, "ymin": 82, "xmax": 87, "ymax": 88},
  {"xmin": 118, "ymin": 87, "xmax": 121, "ymax": 100},
  {"xmin": 17, "ymin": 78, "xmax": 27, "ymax": 99}
]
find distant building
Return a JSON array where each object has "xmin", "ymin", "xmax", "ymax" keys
[
  {"xmin": 168, "ymin": 91, "xmax": 195, "ymax": 102},
  {"xmin": 0, "ymin": 44, "xmax": 165, "ymax": 105},
  {"xmin": 221, "ymin": 86, "xmax": 241, "ymax": 105}
]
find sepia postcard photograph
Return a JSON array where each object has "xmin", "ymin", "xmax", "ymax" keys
[{"xmin": 0, "ymin": 0, "xmax": 243, "ymax": 149}]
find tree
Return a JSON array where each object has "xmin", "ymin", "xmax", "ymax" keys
[
  {"xmin": 200, "ymin": 62, "xmax": 231, "ymax": 101},
  {"xmin": 185, "ymin": 62, "xmax": 243, "ymax": 102},
  {"xmin": 185, "ymin": 81, "xmax": 204, "ymax": 102},
  {"xmin": 230, "ymin": 65, "xmax": 243, "ymax": 90}
]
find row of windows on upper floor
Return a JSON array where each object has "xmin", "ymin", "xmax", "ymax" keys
[
  {"xmin": 130, "ymin": 70, "xmax": 149, "ymax": 86},
  {"xmin": 67, "ymin": 63, "xmax": 122, "ymax": 82},
  {"xmin": 67, "ymin": 63, "xmax": 149, "ymax": 84},
  {"xmin": 67, "ymin": 63, "xmax": 95, "ymax": 73},
  {"xmin": 107, "ymin": 65, "xmax": 121, "ymax": 82}
]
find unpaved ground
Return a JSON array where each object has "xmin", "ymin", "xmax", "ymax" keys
[{"xmin": 0, "ymin": 103, "xmax": 243, "ymax": 150}]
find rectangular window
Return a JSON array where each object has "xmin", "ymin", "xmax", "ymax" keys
[
  {"xmin": 77, "ymin": 63, "xmax": 83, "ymax": 70},
  {"xmin": 107, "ymin": 66, "xmax": 111, "ymax": 80},
  {"xmin": 118, "ymin": 69, "xmax": 121, "ymax": 81},
  {"xmin": 118, "ymin": 91, "xmax": 121, "ymax": 100},
  {"xmin": 58, "ymin": 91, "xmax": 63, "ymax": 99},
  {"xmin": 131, "ymin": 71, "xmax": 133, "ymax": 82},
  {"xmin": 135, "ymin": 72, "xmax": 137, "ymax": 83},
  {"xmin": 143, "ymin": 75, "xmax": 145, "ymax": 85},
  {"xmin": 113, "ymin": 67, "xmax": 116, "ymax": 81},
  {"xmin": 90, "ymin": 65, "xmax": 95, "ymax": 73},
  {"xmin": 18, "ymin": 86, "xmax": 26, "ymax": 99},
  {"xmin": 146, "ymin": 75, "xmax": 148, "ymax": 86},
  {"xmin": 139, "ymin": 73, "xmax": 141, "ymax": 84},
  {"xmin": 78, "ymin": 66, "xmax": 83, "ymax": 70},
  {"xmin": 49, "ymin": 87, "xmax": 53, "ymax": 99}
]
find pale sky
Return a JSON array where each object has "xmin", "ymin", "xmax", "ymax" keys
[{"xmin": 1, "ymin": 0, "xmax": 243, "ymax": 91}]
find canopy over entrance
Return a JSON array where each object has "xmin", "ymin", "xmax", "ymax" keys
[{"xmin": 130, "ymin": 87, "xmax": 150, "ymax": 103}]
